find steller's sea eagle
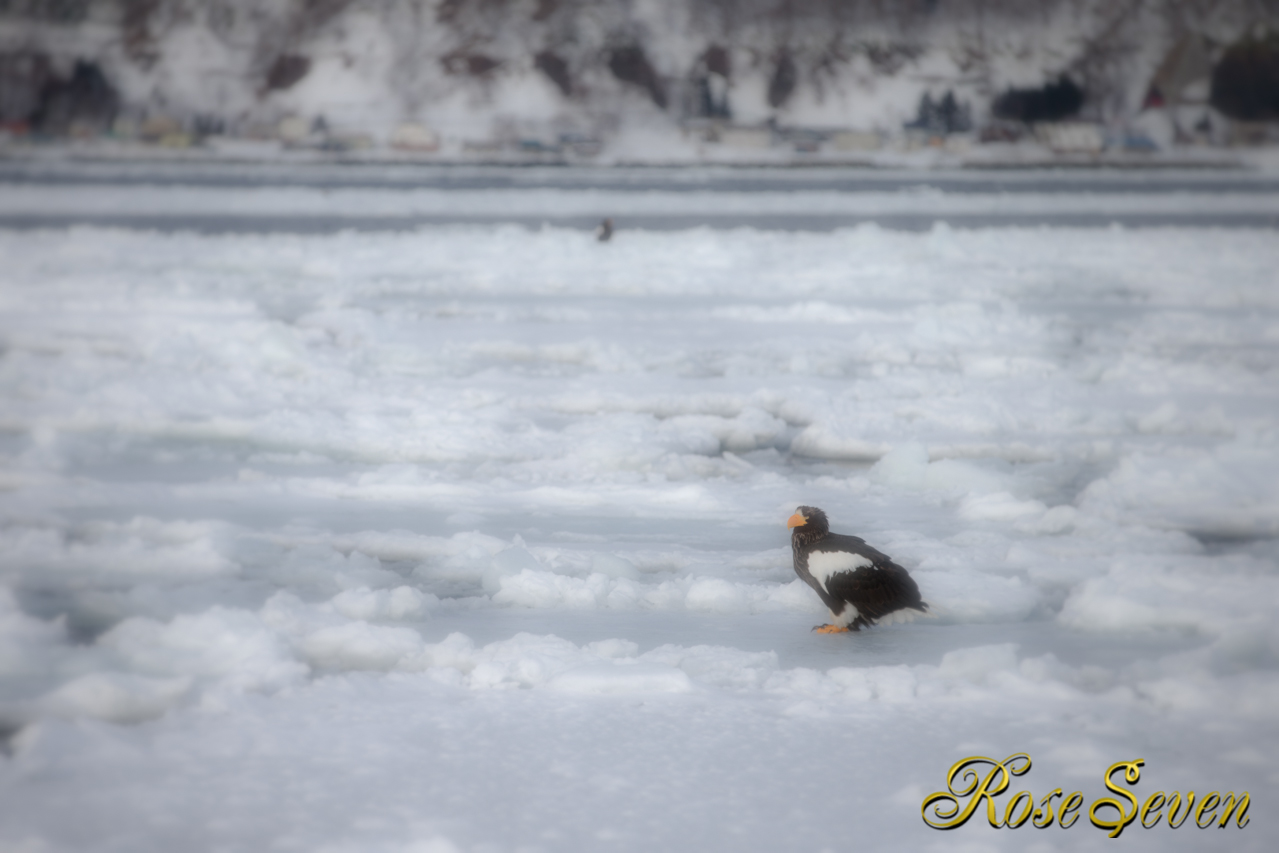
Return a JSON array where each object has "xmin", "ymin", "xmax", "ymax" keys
[{"xmin": 788, "ymin": 505, "xmax": 928, "ymax": 633}]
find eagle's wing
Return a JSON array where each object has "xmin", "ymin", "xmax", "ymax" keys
[
  {"xmin": 819, "ymin": 534, "xmax": 926, "ymax": 622},
  {"xmin": 822, "ymin": 533, "xmax": 892, "ymax": 564}
]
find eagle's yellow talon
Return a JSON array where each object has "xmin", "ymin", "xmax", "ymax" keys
[{"xmin": 813, "ymin": 624, "xmax": 851, "ymax": 634}]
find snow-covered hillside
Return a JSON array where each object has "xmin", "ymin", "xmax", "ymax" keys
[{"xmin": 3, "ymin": 0, "xmax": 1277, "ymax": 159}]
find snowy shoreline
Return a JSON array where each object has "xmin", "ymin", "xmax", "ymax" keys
[{"xmin": 2, "ymin": 141, "xmax": 1273, "ymax": 173}]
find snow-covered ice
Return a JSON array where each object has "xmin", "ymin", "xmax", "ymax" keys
[
  {"xmin": 3, "ymin": 165, "xmax": 1278, "ymax": 231},
  {"xmin": 6, "ymin": 182, "xmax": 1279, "ymax": 221},
  {"xmin": 1, "ymin": 180, "xmax": 1277, "ymax": 851}
]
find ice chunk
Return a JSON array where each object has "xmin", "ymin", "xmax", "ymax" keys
[
  {"xmin": 492, "ymin": 570, "xmax": 609, "ymax": 609},
  {"xmin": 467, "ymin": 633, "xmax": 589, "ymax": 689},
  {"xmin": 959, "ymin": 491, "xmax": 1047, "ymax": 522},
  {"xmin": 300, "ymin": 622, "xmax": 425, "ymax": 672},
  {"xmin": 41, "ymin": 672, "xmax": 191, "ymax": 724},
  {"xmin": 684, "ymin": 578, "xmax": 748, "ymax": 613},
  {"xmin": 271, "ymin": 545, "xmax": 402, "ymax": 596},
  {"xmin": 767, "ymin": 579, "xmax": 823, "ymax": 611},
  {"xmin": 328, "ymin": 586, "xmax": 437, "ymax": 621},
  {"xmin": 938, "ymin": 644, "xmax": 1020, "ymax": 685},
  {"xmin": 913, "ymin": 569, "xmax": 1040, "ymax": 623},
  {"xmin": 589, "ymin": 553, "xmax": 640, "ymax": 579},
  {"xmin": 868, "ymin": 442, "xmax": 1010, "ymax": 494},
  {"xmin": 0, "ymin": 519, "xmax": 235, "ymax": 583},
  {"xmin": 868, "ymin": 442, "xmax": 931, "ymax": 489},
  {"xmin": 546, "ymin": 663, "xmax": 694, "ymax": 695},
  {"xmin": 483, "ymin": 545, "xmax": 545, "ymax": 594},
  {"xmin": 1080, "ymin": 444, "xmax": 1279, "ymax": 537},
  {"xmin": 790, "ymin": 424, "xmax": 888, "ymax": 461},
  {"xmin": 100, "ymin": 607, "xmax": 307, "ymax": 694}
]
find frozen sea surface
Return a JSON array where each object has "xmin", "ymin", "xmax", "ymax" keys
[
  {"xmin": 1, "ymin": 197, "xmax": 1278, "ymax": 851},
  {"xmin": 3, "ymin": 164, "xmax": 1279, "ymax": 231}
]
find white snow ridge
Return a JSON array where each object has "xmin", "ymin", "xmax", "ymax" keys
[{"xmin": 1, "ymin": 207, "xmax": 1277, "ymax": 851}]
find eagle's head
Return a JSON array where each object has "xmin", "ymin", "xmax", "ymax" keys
[{"xmin": 787, "ymin": 505, "xmax": 829, "ymax": 542}]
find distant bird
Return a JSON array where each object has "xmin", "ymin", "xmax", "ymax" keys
[
  {"xmin": 788, "ymin": 506, "xmax": 928, "ymax": 633},
  {"xmin": 595, "ymin": 218, "xmax": 613, "ymax": 242}
]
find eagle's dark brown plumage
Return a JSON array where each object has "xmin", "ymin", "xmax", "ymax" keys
[{"xmin": 788, "ymin": 505, "xmax": 928, "ymax": 633}]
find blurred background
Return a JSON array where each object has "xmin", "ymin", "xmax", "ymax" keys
[{"xmin": 2, "ymin": 0, "xmax": 1278, "ymax": 164}]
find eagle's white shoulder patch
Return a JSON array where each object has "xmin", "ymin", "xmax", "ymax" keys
[{"xmin": 807, "ymin": 550, "xmax": 872, "ymax": 588}]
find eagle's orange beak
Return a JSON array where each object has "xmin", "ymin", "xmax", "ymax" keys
[{"xmin": 787, "ymin": 513, "xmax": 807, "ymax": 529}]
